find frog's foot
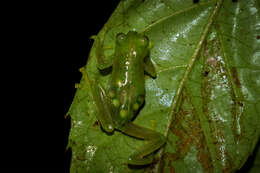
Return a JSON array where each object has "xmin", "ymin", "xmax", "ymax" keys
[{"xmin": 120, "ymin": 122, "xmax": 166, "ymax": 165}]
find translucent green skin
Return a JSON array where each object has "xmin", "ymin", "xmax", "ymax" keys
[{"xmin": 92, "ymin": 31, "xmax": 166, "ymax": 165}]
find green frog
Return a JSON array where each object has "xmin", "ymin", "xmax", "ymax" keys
[{"xmin": 91, "ymin": 31, "xmax": 166, "ymax": 165}]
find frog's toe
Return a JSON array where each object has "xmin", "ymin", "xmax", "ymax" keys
[
  {"xmin": 107, "ymin": 124, "xmax": 114, "ymax": 132},
  {"xmin": 103, "ymin": 123, "xmax": 114, "ymax": 133}
]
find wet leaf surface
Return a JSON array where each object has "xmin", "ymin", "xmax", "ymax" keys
[{"xmin": 67, "ymin": 0, "xmax": 260, "ymax": 172}]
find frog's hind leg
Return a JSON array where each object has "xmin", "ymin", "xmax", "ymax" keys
[{"xmin": 120, "ymin": 122, "xmax": 166, "ymax": 165}]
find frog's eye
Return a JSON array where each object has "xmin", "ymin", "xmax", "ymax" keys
[
  {"xmin": 116, "ymin": 33, "xmax": 126, "ymax": 41},
  {"xmin": 140, "ymin": 35, "xmax": 149, "ymax": 46}
]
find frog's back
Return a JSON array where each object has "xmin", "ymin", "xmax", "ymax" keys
[
  {"xmin": 111, "ymin": 54, "xmax": 145, "ymax": 91},
  {"xmin": 109, "ymin": 31, "xmax": 150, "ymax": 128}
]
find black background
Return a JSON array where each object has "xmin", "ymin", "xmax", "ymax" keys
[{"xmin": 2, "ymin": 0, "xmax": 120, "ymax": 171}]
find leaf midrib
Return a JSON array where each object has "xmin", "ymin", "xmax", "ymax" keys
[{"xmin": 153, "ymin": 0, "xmax": 224, "ymax": 172}]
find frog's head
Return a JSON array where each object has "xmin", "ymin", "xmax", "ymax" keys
[{"xmin": 115, "ymin": 31, "xmax": 151, "ymax": 60}]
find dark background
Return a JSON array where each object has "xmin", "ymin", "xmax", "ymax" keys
[{"xmin": 1, "ymin": 0, "xmax": 119, "ymax": 170}]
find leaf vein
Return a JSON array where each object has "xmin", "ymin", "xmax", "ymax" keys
[{"xmin": 154, "ymin": 0, "xmax": 224, "ymax": 172}]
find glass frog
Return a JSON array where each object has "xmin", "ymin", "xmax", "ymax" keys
[{"xmin": 91, "ymin": 31, "xmax": 166, "ymax": 165}]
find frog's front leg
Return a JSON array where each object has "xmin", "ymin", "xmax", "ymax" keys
[
  {"xmin": 91, "ymin": 35, "xmax": 113, "ymax": 70},
  {"xmin": 91, "ymin": 82, "xmax": 114, "ymax": 133},
  {"xmin": 120, "ymin": 122, "xmax": 166, "ymax": 165}
]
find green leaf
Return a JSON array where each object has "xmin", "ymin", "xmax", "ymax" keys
[
  {"xmin": 248, "ymin": 141, "xmax": 260, "ymax": 173},
  {"xmin": 67, "ymin": 0, "xmax": 260, "ymax": 172}
]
